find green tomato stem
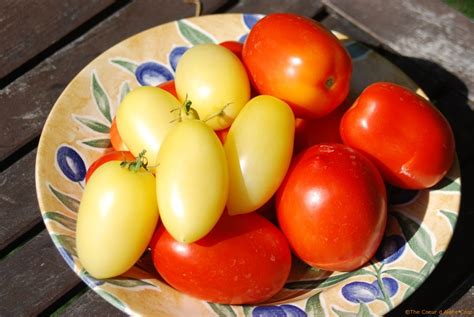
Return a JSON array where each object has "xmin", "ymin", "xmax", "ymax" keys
[
  {"xmin": 203, "ymin": 102, "xmax": 232, "ymax": 122},
  {"xmin": 169, "ymin": 96, "xmax": 200, "ymax": 122},
  {"xmin": 120, "ymin": 150, "xmax": 148, "ymax": 172}
]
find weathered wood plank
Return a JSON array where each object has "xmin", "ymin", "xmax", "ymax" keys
[
  {"xmin": 58, "ymin": 289, "xmax": 126, "ymax": 317},
  {"xmin": 323, "ymin": 0, "xmax": 474, "ymax": 104},
  {"xmin": 0, "ymin": 149, "xmax": 37, "ymax": 252},
  {"xmin": 0, "ymin": 0, "xmax": 115, "ymax": 80},
  {"xmin": 0, "ymin": 230, "xmax": 81, "ymax": 316},
  {"xmin": 0, "ymin": 0, "xmax": 230, "ymax": 164},
  {"xmin": 228, "ymin": 0, "xmax": 324, "ymax": 17}
]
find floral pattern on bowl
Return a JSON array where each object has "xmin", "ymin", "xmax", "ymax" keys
[{"xmin": 36, "ymin": 13, "xmax": 461, "ymax": 316}]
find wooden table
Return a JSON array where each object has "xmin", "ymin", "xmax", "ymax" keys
[{"xmin": 1, "ymin": 1, "xmax": 473, "ymax": 315}]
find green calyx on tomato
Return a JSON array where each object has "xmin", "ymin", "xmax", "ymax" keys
[
  {"xmin": 175, "ymin": 43, "xmax": 251, "ymax": 130},
  {"xmin": 120, "ymin": 149, "xmax": 149, "ymax": 172},
  {"xmin": 170, "ymin": 96, "xmax": 201, "ymax": 122}
]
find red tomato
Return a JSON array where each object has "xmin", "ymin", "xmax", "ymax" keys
[
  {"xmin": 294, "ymin": 98, "xmax": 351, "ymax": 153},
  {"xmin": 151, "ymin": 212, "xmax": 291, "ymax": 304},
  {"xmin": 158, "ymin": 80, "xmax": 177, "ymax": 97},
  {"xmin": 243, "ymin": 13, "xmax": 352, "ymax": 118},
  {"xmin": 340, "ymin": 82, "xmax": 455, "ymax": 189},
  {"xmin": 276, "ymin": 144, "xmax": 387, "ymax": 271},
  {"xmin": 219, "ymin": 41, "xmax": 243, "ymax": 59},
  {"xmin": 85, "ymin": 151, "xmax": 135, "ymax": 183},
  {"xmin": 110, "ymin": 117, "xmax": 128, "ymax": 151},
  {"xmin": 215, "ymin": 127, "xmax": 229, "ymax": 144}
]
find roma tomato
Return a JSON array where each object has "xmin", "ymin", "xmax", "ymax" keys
[
  {"xmin": 158, "ymin": 80, "xmax": 177, "ymax": 97},
  {"xmin": 340, "ymin": 82, "xmax": 455, "ymax": 189},
  {"xmin": 243, "ymin": 13, "xmax": 352, "ymax": 118},
  {"xmin": 85, "ymin": 151, "xmax": 135, "ymax": 183},
  {"xmin": 156, "ymin": 119, "xmax": 228, "ymax": 243},
  {"xmin": 215, "ymin": 127, "xmax": 229, "ymax": 144},
  {"xmin": 116, "ymin": 86, "xmax": 180, "ymax": 167},
  {"xmin": 175, "ymin": 44, "xmax": 250, "ymax": 130},
  {"xmin": 225, "ymin": 95, "xmax": 295, "ymax": 215},
  {"xmin": 276, "ymin": 144, "xmax": 387, "ymax": 271},
  {"xmin": 294, "ymin": 98, "xmax": 351, "ymax": 153},
  {"xmin": 77, "ymin": 161, "xmax": 158, "ymax": 278},
  {"xmin": 151, "ymin": 212, "xmax": 291, "ymax": 304},
  {"xmin": 110, "ymin": 117, "xmax": 128, "ymax": 151}
]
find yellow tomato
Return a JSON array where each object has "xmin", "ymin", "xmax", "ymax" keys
[
  {"xmin": 175, "ymin": 44, "xmax": 250, "ymax": 130},
  {"xmin": 76, "ymin": 161, "xmax": 158, "ymax": 278},
  {"xmin": 156, "ymin": 120, "xmax": 228, "ymax": 243},
  {"xmin": 116, "ymin": 86, "xmax": 180, "ymax": 167},
  {"xmin": 225, "ymin": 95, "xmax": 295, "ymax": 215}
]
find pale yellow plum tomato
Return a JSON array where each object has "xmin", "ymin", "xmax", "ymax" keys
[
  {"xmin": 225, "ymin": 95, "xmax": 295, "ymax": 215},
  {"xmin": 175, "ymin": 44, "xmax": 250, "ymax": 130},
  {"xmin": 76, "ymin": 161, "xmax": 158, "ymax": 278},
  {"xmin": 156, "ymin": 119, "xmax": 228, "ymax": 243},
  {"xmin": 116, "ymin": 86, "xmax": 180, "ymax": 167}
]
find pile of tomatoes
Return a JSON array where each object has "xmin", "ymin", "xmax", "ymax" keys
[{"xmin": 75, "ymin": 13, "xmax": 455, "ymax": 305}]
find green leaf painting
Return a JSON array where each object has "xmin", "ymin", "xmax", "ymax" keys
[
  {"xmin": 333, "ymin": 307, "xmax": 358, "ymax": 317},
  {"xmin": 356, "ymin": 303, "xmax": 373, "ymax": 317},
  {"xmin": 105, "ymin": 278, "xmax": 157, "ymax": 288},
  {"xmin": 332, "ymin": 303, "xmax": 373, "ymax": 317},
  {"xmin": 306, "ymin": 293, "xmax": 325, "ymax": 316},
  {"xmin": 51, "ymin": 234, "xmax": 77, "ymax": 257},
  {"xmin": 177, "ymin": 20, "xmax": 215, "ymax": 44},
  {"xmin": 286, "ymin": 268, "xmax": 373, "ymax": 289},
  {"xmin": 242, "ymin": 305, "xmax": 253, "ymax": 317},
  {"xmin": 393, "ymin": 212, "xmax": 434, "ymax": 264},
  {"xmin": 110, "ymin": 59, "xmax": 138, "ymax": 75},
  {"xmin": 207, "ymin": 303, "xmax": 237, "ymax": 317},
  {"xmin": 383, "ymin": 269, "xmax": 424, "ymax": 289},
  {"xmin": 82, "ymin": 138, "xmax": 112, "ymax": 148},
  {"xmin": 440, "ymin": 210, "xmax": 457, "ymax": 230},
  {"xmin": 43, "ymin": 211, "xmax": 76, "ymax": 231},
  {"xmin": 75, "ymin": 116, "xmax": 110, "ymax": 134},
  {"xmin": 434, "ymin": 251, "xmax": 445, "ymax": 263},
  {"xmin": 48, "ymin": 184, "xmax": 80, "ymax": 213},
  {"xmin": 95, "ymin": 289, "xmax": 126, "ymax": 311},
  {"xmin": 92, "ymin": 72, "xmax": 112, "ymax": 123},
  {"xmin": 431, "ymin": 177, "xmax": 461, "ymax": 192},
  {"xmin": 119, "ymin": 81, "xmax": 131, "ymax": 103}
]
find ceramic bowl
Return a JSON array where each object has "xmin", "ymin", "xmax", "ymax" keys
[{"xmin": 36, "ymin": 13, "xmax": 461, "ymax": 316}]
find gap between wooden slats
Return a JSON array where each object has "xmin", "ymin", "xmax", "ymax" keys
[{"xmin": 0, "ymin": 0, "xmax": 117, "ymax": 81}]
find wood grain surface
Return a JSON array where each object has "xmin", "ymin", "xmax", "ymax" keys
[
  {"xmin": 0, "ymin": 0, "xmax": 116, "ymax": 81},
  {"xmin": 0, "ymin": 230, "xmax": 81, "ymax": 316},
  {"xmin": 0, "ymin": 149, "xmax": 38, "ymax": 252},
  {"xmin": 228, "ymin": 0, "xmax": 323, "ymax": 16},
  {"xmin": 323, "ymin": 0, "xmax": 474, "ymax": 104}
]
